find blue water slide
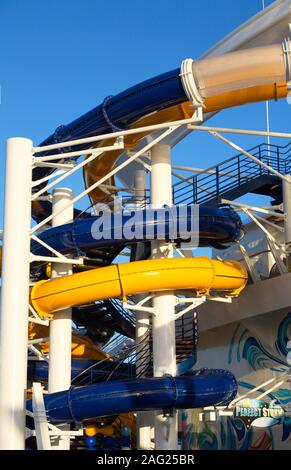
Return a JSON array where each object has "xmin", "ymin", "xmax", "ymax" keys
[
  {"xmin": 35, "ymin": 68, "xmax": 185, "ymax": 158},
  {"xmin": 27, "ymin": 350, "xmax": 194, "ymax": 383},
  {"xmin": 31, "ymin": 206, "xmax": 243, "ymax": 257},
  {"xmin": 27, "ymin": 369, "xmax": 237, "ymax": 423}
]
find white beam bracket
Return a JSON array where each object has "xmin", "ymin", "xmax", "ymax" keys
[
  {"xmin": 180, "ymin": 58, "xmax": 204, "ymax": 122},
  {"xmin": 174, "ymin": 296, "xmax": 206, "ymax": 320},
  {"xmin": 30, "ymin": 382, "xmax": 83, "ymax": 450}
]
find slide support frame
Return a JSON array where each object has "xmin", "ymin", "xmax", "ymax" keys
[
  {"xmin": 0, "ymin": 138, "xmax": 33, "ymax": 449},
  {"xmin": 134, "ymin": 169, "xmax": 153, "ymax": 450},
  {"xmin": 283, "ymin": 174, "xmax": 291, "ymax": 268},
  {"xmin": 48, "ymin": 187, "xmax": 74, "ymax": 450}
]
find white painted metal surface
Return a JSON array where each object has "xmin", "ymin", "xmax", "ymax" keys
[
  {"xmin": 180, "ymin": 58, "xmax": 204, "ymax": 106},
  {"xmin": 31, "ymin": 124, "xmax": 183, "ymax": 234},
  {"xmin": 48, "ymin": 187, "xmax": 73, "ymax": 450},
  {"xmin": 0, "ymin": 138, "xmax": 33, "ymax": 449},
  {"xmin": 150, "ymin": 145, "xmax": 177, "ymax": 450},
  {"xmin": 187, "ymin": 124, "xmax": 291, "ymax": 139},
  {"xmin": 134, "ymin": 170, "xmax": 153, "ymax": 450},
  {"xmin": 32, "ymin": 382, "xmax": 52, "ymax": 450}
]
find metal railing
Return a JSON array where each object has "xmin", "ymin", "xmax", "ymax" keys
[
  {"xmin": 173, "ymin": 141, "xmax": 291, "ymax": 206},
  {"xmin": 108, "ymin": 299, "xmax": 135, "ymax": 334}
]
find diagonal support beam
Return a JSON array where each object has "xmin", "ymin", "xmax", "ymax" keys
[
  {"xmin": 210, "ymin": 131, "xmax": 291, "ymax": 183},
  {"xmin": 31, "ymin": 125, "xmax": 181, "ymax": 234}
]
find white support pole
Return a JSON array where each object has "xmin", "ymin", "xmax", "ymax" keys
[
  {"xmin": 283, "ymin": 175, "xmax": 291, "ymax": 268},
  {"xmin": 134, "ymin": 170, "xmax": 153, "ymax": 450},
  {"xmin": 0, "ymin": 138, "xmax": 33, "ymax": 449},
  {"xmin": 48, "ymin": 188, "xmax": 73, "ymax": 450},
  {"xmin": 32, "ymin": 382, "xmax": 52, "ymax": 450},
  {"xmin": 150, "ymin": 144, "xmax": 177, "ymax": 450}
]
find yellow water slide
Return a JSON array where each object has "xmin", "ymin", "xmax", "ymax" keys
[{"xmin": 31, "ymin": 258, "xmax": 247, "ymax": 317}]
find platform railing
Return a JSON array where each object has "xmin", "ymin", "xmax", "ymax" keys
[{"xmin": 174, "ymin": 141, "xmax": 291, "ymax": 206}]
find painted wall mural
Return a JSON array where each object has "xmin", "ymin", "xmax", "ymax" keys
[{"xmin": 180, "ymin": 312, "xmax": 291, "ymax": 450}]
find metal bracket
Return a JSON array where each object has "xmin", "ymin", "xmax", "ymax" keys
[
  {"xmin": 191, "ymin": 106, "xmax": 203, "ymax": 123},
  {"xmin": 30, "ymin": 253, "xmax": 84, "ymax": 265},
  {"xmin": 174, "ymin": 296, "xmax": 206, "ymax": 320},
  {"xmin": 199, "ymin": 407, "xmax": 219, "ymax": 422},
  {"xmin": 243, "ymin": 209, "xmax": 288, "ymax": 275},
  {"xmin": 30, "ymin": 233, "xmax": 84, "ymax": 265},
  {"xmin": 221, "ymin": 198, "xmax": 285, "ymax": 219},
  {"xmin": 180, "ymin": 58, "xmax": 204, "ymax": 123},
  {"xmin": 124, "ymin": 293, "xmax": 231, "ymax": 320},
  {"xmin": 208, "ymin": 296, "xmax": 232, "ymax": 303},
  {"xmin": 31, "ymin": 122, "xmax": 194, "ymax": 234},
  {"xmin": 267, "ymin": 237, "xmax": 288, "ymax": 275},
  {"xmin": 28, "ymin": 316, "xmax": 49, "ymax": 327},
  {"xmin": 30, "ymin": 382, "xmax": 83, "ymax": 450},
  {"xmin": 123, "ymin": 295, "xmax": 156, "ymax": 315},
  {"xmin": 28, "ymin": 344, "xmax": 49, "ymax": 362},
  {"xmin": 239, "ymin": 244, "xmax": 261, "ymax": 283},
  {"xmin": 28, "ymin": 337, "xmax": 49, "ymax": 345},
  {"xmin": 221, "ymin": 200, "xmax": 288, "ymax": 277},
  {"xmin": 31, "ymin": 382, "xmax": 52, "ymax": 449},
  {"xmin": 28, "ymin": 304, "xmax": 50, "ymax": 326}
]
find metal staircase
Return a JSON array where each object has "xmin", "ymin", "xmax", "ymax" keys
[
  {"xmin": 73, "ymin": 298, "xmax": 135, "ymax": 344},
  {"xmin": 134, "ymin": 310, "xmax": 198, "ymax": 377},
  {"xmin": 174, "ymin": 141, "xmax": 291, "ymax": 207}
]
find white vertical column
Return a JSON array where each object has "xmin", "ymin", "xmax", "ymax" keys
[
  {"xmin": 0, "ymin": 138, "xmax": 32, "ymax": 449},
  {"xmin": 48, "ymin": 187, "xmax": 73, "ymax": 450},
  {"xmin": 283, "ymin": 175, "xmax": 291, "ymax": 269},
  {"xmin": 150, "ymin": 144, "xmax": 177, "ymax": 450},
  {"xmin": 134, "ymin": 170, "xmax": 153, "ymax": 450}
]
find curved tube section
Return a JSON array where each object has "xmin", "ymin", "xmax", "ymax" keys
[
  {"xmin": 192, "ymin": 44, "xmax": 287, "ymax": 98},
  {"xmin": 32, "ymin": 42, "xmax": 290, "ymax": 221},
  {"xmin": 27, "ymin": 370, "xmax": 237, "ymax": 423},
  {"xmin": 28, "ymin": 359, "xmax": 135, "ymax": 384},
  {"xmin": 31, "ymin": 257, "xmax": 247, "ymax": 317},
  {"xmin": 31, "ymin": 206, "xmax": 243, "ymax": 257},
  {"xmin": 32, "ymin": 68, "xmax": 186, "ymax": 201}
]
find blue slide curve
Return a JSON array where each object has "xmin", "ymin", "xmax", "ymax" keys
[
  {"xmin": 31, "ymin": 206, "xmax": 243, "ymax": 257},
  {"xmin": 28, "ymin": 370, "xmax": 237, "ymax": 423},
  {"xmin": 32, "ymin": 68, "xmax": 189, "ymax": 223}
]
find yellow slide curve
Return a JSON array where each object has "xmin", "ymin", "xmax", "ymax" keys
[{"xmin": 31, "ymin": 257, "xmax": 247, "ymax": 317}]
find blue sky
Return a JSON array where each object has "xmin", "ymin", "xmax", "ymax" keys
[{"xmin": 0, "ymin": 0, "xmax": 288, "ymax": 225}]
